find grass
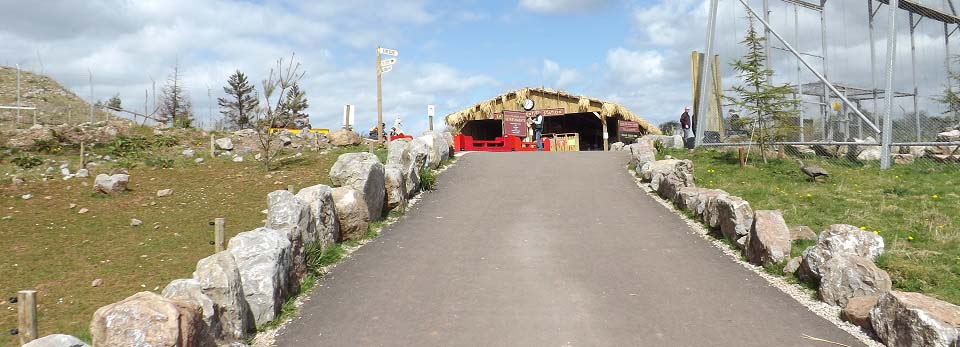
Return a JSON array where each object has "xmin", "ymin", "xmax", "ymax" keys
[
  {"xmin": 0, "ymin": 135, "xmax": 377, "ymax": 346},
  {"xmin": 662, "ymin": 147, "xmax": 960, "ymax": 305}
]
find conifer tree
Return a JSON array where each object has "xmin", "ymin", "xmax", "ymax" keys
[
  {"xmin": 159, "ymin": 62, "xmax": 193, "ymax": 128},
  {"xmin": 217, "ymin": 70, "xmax": 258, "ymax": 130}
]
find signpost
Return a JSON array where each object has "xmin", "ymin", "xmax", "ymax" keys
[
  {"xmin": 618, "ymin": 120, "xmax": 641, "ymax": 144},
  {"xmin": 343, "ymin": 104, "xmax": 355, "ymax": 129},
  {"xmin": 427, "ymin": 105, "xmax": 435, "ymax": 131},
  {"xmin": 502, "ymin": 111, "xmax": 529, "ymax": 137},
  {"xmin": 376, "ymin": 46, "xmax": 398, "ymax": 142}
]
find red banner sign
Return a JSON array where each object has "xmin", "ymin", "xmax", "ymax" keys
[
  {"xmin": 525, "ymin": 108, "xmax": 565, "ymax": 117},
  {"xmin": 618, "ymin": 120, "xmax": 641, "ymax": 144},
  {"xmin": 503, "ymin": 111, "xmax": 529, "ymax": 136}
]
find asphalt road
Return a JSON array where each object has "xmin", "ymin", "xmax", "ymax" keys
[{"xmin": 275, "ymin": 152, "xmax": 865, "ymax": 347}]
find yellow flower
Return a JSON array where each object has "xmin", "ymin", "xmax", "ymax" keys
[
  {"xmin": 932, "ymin": 194, "xmax": 940, "ymax": 199},
  {"xmin": 938, "ymin": 225, "xmax": 945, "ymax": 229},
  {"xmin": 860, "ymin": 226, "xmax": 867, "ymax": 230},
  {"xmin": 895, "ymin": 175, "xmax": 900, "ymax": 179},
  {"xmin": 907, "ymin": 235, "xmax": 915, "ymax": 241},
  {"xmin": 873, "ymin": 230, "xmax": 880, "ymax": 235},
  {"xmin": 805, "ymin": 193, "xmax": 812, "ymax": 198}
]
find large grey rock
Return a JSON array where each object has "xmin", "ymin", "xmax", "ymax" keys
[
  {"xmin": 22, "ymin": 334, "xmax": 91, "ymax": 347},
  {"xmin": 227, "ymin": 228, "xmax": 293, "ymax": 326},
  {"xmin": 647, "ymin": 159, "xmax": 694, "ymax": 190},
  {"xmin": 215, "ymin": 137, "xmax": 234, "ymax": 151},
  {"xmin": 402, "ymin": 161, "xmax": 421, "ymax": 198},
  {"xmin": 716, "ymin": 195, "xmax": 753, "ymax": 246},
  {"xmin": 417, "ymin": 132, "xmax": 451, "ymax": 169},
  {"xmin": 797, "ymin": 224, "xmax": 885, "ymax": 283},
  {"xmin": 331, "ymin": 187, "xmax": 369, "ymax": 241},
  {"xmin": 162, "ymin": 279, "xmax": 217, "ymax": 346},
  {"xmin": 610, "ymin": 142, "xmax": 625, "ymax": 151},
  {"xmin": 784, "ymin": 144, "xmax": 816, "ymax": 158},
  {"xmin": 386, "ymin": 139, "xmax": 412, "ymax": 166},
  {"xmin": 784, "ymin": 256, "xmax": 802, "ymax": 275},
  {"xmin": 626, "ymin": 142, "xmax": 657, "ymax": 169},
  {"xmin": 819, "ymin": 255, "xmax": 892, "ymax": 307},
  {"xmin": 407, "ymin": 137, "xmax": 433, "ymax": 172},
  {"xmin": 329, "ymin": 129, "xmax": 362, "ymax": 146},
  {"xmin": 696, "ymin": 189, "xmax": 729, "ymax": 226},
  {"xmin": 842, "ymin": 295, "xmax": 879, "ymax": 333},
  {"xmin": 295, "ymin": 185, "xmax": 340, "ymax": 253},
  {"xmin": 871, "ymin": 291, "xmax": 960, "ymax": 347},
  {"xmin": 90, "ymin": 291, "xmax": 203, "ymax": 347},
  {"xmin": 656, "ymin": 170, "xmax": 694, "ymax": 202},
  {"xmin": 94, "ymin": 174, "xmax": 129, "ymax": 194},
  {"xmin": 193, "ymin": 251, "xmax": 252, "ymax": 342},
  {"xmin": 384, "ymin": 164, "xmax": 406, "ymax": 211},
  {"xmin": 329, "ymin": 152, "xmax": 386, "ymax": 221},
  {"xmin": 746, "ymin": 210, "xmax": 791, "ymax": 267},
  {"xmin": 266, "ymin": 190, "xmax": 312, "ymax": 282},
  {"xmin": 789, "ymin": 226, "xmax": 818, "ymax": 241}
]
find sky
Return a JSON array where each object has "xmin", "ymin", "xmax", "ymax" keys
[{"xmin": 0, "ymin": 0, "xmax": 956, "ymax": 135}]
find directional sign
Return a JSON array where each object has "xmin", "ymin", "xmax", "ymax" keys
[
  {"xmin": 427, "ymin": 105, "xmax": 435, "ymax": 117},
  {"xmin": 380, "ymin": 58, "xmax": 397, "ymax": 67},
  {"xmin": 378, "ymin": 47, "xmax": 399, "ymax": 56},
  {"xmin": 380, "ymin": 65, "xmax": 393, "ymax": 74}
]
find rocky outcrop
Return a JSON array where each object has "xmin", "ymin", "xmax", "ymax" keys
[
  {"xmin": 193, "ymin": 251, "xmax": 252, "ymax": 342},
  {"xmin": 716, "ymin": 195, "xmax": 753, "ymax": 246},
  {"xmin": 331, "ymin": 187, "xmax": 369, "ymax": 241},
  {"xmin": 328, "ymin": 129, "xmax": 361, "ymax": 146},
  {"xmin": 797, "ymin": 224, "xmax": 885, "ymax": 283},
  {"xmin": 94, "ymin": 174, "xmax": 129, "ymax": 194},
  {"xmin": 871, "ymin": 291, "xmax": 960, "ymax": 347},
  {"xmin": 842, "ymin": 295, "xmax": 879, "ymax": 332},
  {"xmin": 330, "ymin": 152, "xmax": 386, "ymax": 221},
  {"xmin": 818, "ymin": 255, "xmax": 892, "ymax": 307},
  {"xmin": 295, "ymin": 184, "xmax": 341, "ymax": 253},
  {"xmin": 266, "ymin": 190, "xmax": 313, "ymax": 282},
  {"xmin": 21, "ymin": 334, "xmax": 91, "ymax": 347},
  {"xmin": 384, "ymin": 164, "xmax": 406, "ymax": 210},
  {"xmin": 746, "ymin": 210, "xmax": 791, "ymax": 267},
  {"xmin": 90, "ymin": 291, "xmax": 203, "ymax": 347},
  {"xmin": 227, "ymin": 228, "xmax": 293, "ymax": 326}
]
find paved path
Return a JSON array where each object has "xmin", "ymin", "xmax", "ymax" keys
[{"xmin": 276, "ymin": 152, "xmax": 865, "ymax": 346}]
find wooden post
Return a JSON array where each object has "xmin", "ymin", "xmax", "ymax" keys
[
  {"xmin": 210, "ymin": 134, "xmax": 215, "ymax": 158},
  {"xmin": 376, "ymin": 47, "xmax": 384, "ymax": 143},
  {"xmin": 80, "ymin": 142, "xmax": 86, "ymax": 169},
  {"xmin": 17, "ymin": 290, "xmax": 37, "ymax": 345},
  {"xmin": 287, "ymin": 184, "xmax": 295, "ymax": 192},
  {"xmin": 738, "ymin": 147, "xmax": 746, "ymax": 168},
  {"xmin": 214, "ymin": 218, "xmax": 225, "ymax": 253}
]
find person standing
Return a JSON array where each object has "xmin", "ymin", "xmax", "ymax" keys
[
  {"xmin": 680, "ymin": 106, "xmax": 692, "ymax": 139},
  {"xmin": 531, "ymin": 112, "xmax": 544, "ymax": 151}
]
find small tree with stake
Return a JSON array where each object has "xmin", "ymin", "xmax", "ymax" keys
[
  {"xmin": 253, "ymin": 53, "xmax": 305, "ymax": 171},
  {"xmin": 726, "ymin": 15, "xmax": 798, "ymax": 163},
  {"xmin": 218, "ymin": 70, "xmax": 259, "ymax": 130},
  {"xmin": 277, "ymin": 82, "xmax": 309, "ymax": 127}
]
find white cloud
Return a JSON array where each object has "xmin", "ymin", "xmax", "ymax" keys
[
  {"xmin": 605, "ymin": 48, "xmax": 666, "ymax": 85},
  {"xmin": 541, "ymin": 59, "xmax": 580, "ymax": 88},
  {"xmin": 518, "ymin": 0, "xmax": 617, "ymax": 14}
]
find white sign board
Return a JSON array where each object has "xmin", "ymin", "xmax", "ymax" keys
[
  {"xmin": 427, "ymin": 105, "xmax": 435, "ymax": 117},
  {"xmin": 378, "ymin": 47, "xmax": 399, "ymax": 56},
  {"xmin": 380, "ymin": 58, "xmax": 397, "ymax": 66},
  {"xmin": 343, "ymin": 104, "xmax": 355, "ymax": 127},
  {"xmin": 380, "ymin": 65, "xmax": 393, "ymax": 74}
]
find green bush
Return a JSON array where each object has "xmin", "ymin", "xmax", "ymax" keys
[
  {"xmin": 34, "ymin": 139, "xmax": 62, "ymax": 154},
  {"xmin": 145, "ymin": 156, "xmax": 175, "ymax": 168},
  {"xmin": 653, "ymin": 138, "xmax": 664, "ymax": 153},
  {"xmin": 112, "ymin": 158, "xmax": 138, "ymax": 169},
  {"xmin": 151, "ymin": 134, "xmax": 179, "ymax": 148},
  {"xmin": 107, "ymin": 135, "xmax": 150, "ymax": 158},
  {"xmin": 11, "ymin": 154, "xmax": 43, "ymax": 169},
  {"xmin": 419, "ymin": 168, "xmax": 436, "ymax": 191}
]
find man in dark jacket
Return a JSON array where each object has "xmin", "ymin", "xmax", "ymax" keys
[{"xmin": 680, "ymin": 106, "xmax": 692, "ymax": 140}]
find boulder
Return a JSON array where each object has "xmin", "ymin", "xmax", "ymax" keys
[
  {"xmin": 789, "ymin": 226, "xmax": 818, "ymax": 241},
  {"xmin": 416, "ymin": 132, "xmax": 450, "ymax": 169},
  {"xmin": 384, "ymin": 164, "xmax": 406, "ymax": 210},
  {"xmin": 784, "ymin": 144, "xmax": 816, "ymax": 158},
  {"xmin": 894, "ymin": 154, "xmax": 915, "ymax": 165},
  {"xmin": 702, "ymin": 190, "xmax": 731, "ymax": 229},
  {"xmin": 329, "ymin": 152, "xmax": 386, "ymax": 221},
  {"xmin": 402, "ymin": 161, "xmax": 421, "ymax": 198},
  {"xmin": 871, "ymin": 291, "xmax": 960, "ymax": 347},
  {"xmin": 784, "ymin": 256, "xmax": 802, "ymax": 275},
  {"xmin": 797, "ymin": 224, "xmax": 885, "ymax": 283},
  {"xmin": 819, "ymin": 255, "xmax": 892, "ymax": 307},
  {"xmin": 647, "ymin": 159, "xmax": 694, "ymax": 191},
  {"xmin": 746, "ymin": 210, "xmax": 791, "ymax": 267},
  {"xmin": 677, "ymin": 187, "xmax": 707, "ymax": 214},
  {"xmin": 656, "ymin": 171, "xmax": 694, "ymax": 202},
  {"xmin": 162, "ymin": 279, "xmax": 218, "ymax": 346},
  {"xmin": 386, "ymin": 139, "xmax": 412, "ymax": 166},
  {"xmin": 215, "ymin": 137, "xmax": 234, "ymax": 151},
  {"xmin": 328, "ymin": 129, "xmax": 362, "ymax": 146},
  {"xmin": 266, "ymin": 190, "xmax": 313, "ymax": 282},
  {"xmin": 22, "ymin": 334, "xmax": 91, "ymax": 347},
  {"xmin": 407, "ymin": 137, "xmax": 433, "ymax": 172},
  {"xmin": 610, "ymin": 142, "xmax": 625, "ymax": 151},
  {"xmin": 841, "ymin": 295, "xmax": 879, "ymax": 332},
  {"xmin": 75, "ymin": 169, "xmax": 89, "ymax": 178},
  {"xmin": 90, "ymin": 291, "xmax": 203, "ymax": 347},
  {"xmin": 331, "ymin": 187, "xmax": 370, "ymax": 241},
  {"xmin": 193, "ymin": 251, "xmax": 252, "ymax": 342},
  {"xmin": 717, "ymin": 195, "xmax": 753, "ymax": 245},
  {"xmin": 294, "ymin": 185, "xmax": 341, "ymax": 253},
  {"xmin": 626, "ymin": 142, "xmax": 657, "ymax": 169},
  {"xmin": 226, "ymin": 228, "xmax": 293, "ymax": 326},
  {"xmin": 182, "ymin": 149, "xmax": 195, "ymax": 157},
  {"xmin": 94, "ymin": 174, "xmax": 129, "ymax": 194},
  {"xmin": 157, "ymin": 188, "xmax": 174, "ymax": 197},
  {"xmin": 857, "ymin": 147, "xmax": 882, "ymax": 161}
]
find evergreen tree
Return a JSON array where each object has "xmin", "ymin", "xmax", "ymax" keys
[
  {"xmin": 159, "ymin": 62, "xmax": 193, "ymax": 128},
  {"xmin": 217, "ymin": 70, "xmax": 258, "ymax": 130},
  {"xmin": 727, "ymin": 15, "xmax": 798, "ymax": 163},
  {"xmin": 936, "ymin": 56, "xmax": 960, "ymax": 128},
  {"xmin": 277, "ymin": 83, "xmax": 308, "ymax": 127},
  {"xmin": 106, "ymin": 93, "xmax": 122, "ymax": 110}
]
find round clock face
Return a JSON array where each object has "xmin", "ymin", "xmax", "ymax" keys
[{"xmin": 522, "ymin": 98, "xmax": 535, "ymax": 111}]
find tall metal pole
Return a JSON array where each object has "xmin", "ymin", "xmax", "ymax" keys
[
  {"xmin": 16, "ymin": 64, "xmax": 21, "ymax": 126},
  {"xmin": 695, "ymin": 0, "xmax": 720, "ymax": 147},
  {"xmin": 881, "ymin": 0, "xmax": 899, "ymax": 169},
  {"xmin": 88, "ymin": 69, "xmax": 94, "ymax": 124},
  {"xmin": 820, "ymin": 0, "xmax": 829, "ymax": 140},
  {"xmin": 763, "ymin": 0, "xmax": 771, "ymax": 63},
  {"xmin": 376, "ymin": 46, "xmax": 384, "ymax": 142},
  {"xmin": 909, "ymin": 14, "xmax": 920, "ymax": 141},
  {"xmin": 869, "ymin": 0, "xmax": 880, "ymax": 133},
  {"xmin": 795, "ymin": 4, "xmax": 804, "ymax": 141}
]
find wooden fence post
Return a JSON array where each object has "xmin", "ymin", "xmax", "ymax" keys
[
  {"xmin": 738, "ymin": 147, "xmax": 746, "ymax": 168},
  {"xmin": 80, "ymin": 142, "xmax": 86, "ymax": 169},
  {"xmin": 17, "ymin": 290, "xmax": 37, "ymax": 345},
  {"xmin": 287, "ymin": 184, "xmax": 295, "ymax": 192},
  {"xmin": 214, "ymin": 218, "xmax": 225, "ymax": 253},
  {"xmin": 210, "ymin": 134, "xmax": 216, "ymax": 158}
]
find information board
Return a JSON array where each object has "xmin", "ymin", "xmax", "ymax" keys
[
  {"xmin": 618, "ymin": 120, "xmax": 641, "ymax": 144},
  {"xmin": 503, "ymin": 111, "xmax": 529, "ymax": 137}
]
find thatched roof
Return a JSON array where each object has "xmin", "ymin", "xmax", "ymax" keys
[{"xmin": 445, "ymin": 87, "xmax": 661, "ymax": 134}]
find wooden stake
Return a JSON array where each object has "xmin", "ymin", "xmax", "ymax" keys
[
  {"xmin": 214, "ymin": 218, "xmax": 225, "ymax": 253},
  {"xmin": 80, "ymin": 142, "xmax": 86, "ymax": 169},
  {"xmin": 210, "ymin": 134, "xmax": 216, "ymax": 158},
  {"xmin": 738, "ymin": 147, "xmax": 746, "ymax": 168},
  {"xmin": 287, "ymin": 184, "xmax": 295, "ymax": 193},
  {"xmin": 17, "ymin": 290, "xmax": 37, "ymax": 345}
]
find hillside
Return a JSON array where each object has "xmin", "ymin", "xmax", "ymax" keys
[{"xmin": 0, "ymin": 66, "xmax": 112, "ymax": 129}]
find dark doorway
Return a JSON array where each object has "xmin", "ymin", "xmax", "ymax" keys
[
  {"xmin": 542, "ymin": 112, "xmax": 604, "ymax": 151},
  {"xmin": 460, "ymin": 119, "xmax": 503, "ymax": 140}
]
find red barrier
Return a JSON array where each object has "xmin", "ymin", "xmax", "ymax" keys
[
  {"xmin": 454, "ymin": 134, "xmax": 551, "ymax": 152},
  {"xmin": 389, "ymin": 134, "xmax": 413, "ymax": 141}
]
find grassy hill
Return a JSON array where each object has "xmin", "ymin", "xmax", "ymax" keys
[{"xmin": 0, "ymin": 66, "xmax": 113, "ymax": 129}]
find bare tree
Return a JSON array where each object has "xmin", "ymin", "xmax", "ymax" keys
[
  {"xmin": 254, "ymin": 53, "xmax": 305, "ymax": 171},
  {"xmin": 159, "ymin": 62, "xmax": 194, "ymax": 128}
]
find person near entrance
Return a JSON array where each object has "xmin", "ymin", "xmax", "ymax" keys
[
  {"xmin": 680, "ymin": 106, "xmax": 692, "ymax": 140},
  {"xmin": 530, "ymin": 112, "xmax": 544, "ymax": 151}
]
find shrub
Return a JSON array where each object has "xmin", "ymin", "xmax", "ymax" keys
[
  {"xmin": 653, "ymin": 138, "xmax": 664, "ymax": 153},
  {"xmin": 11, "ymin": 154, "xmax": 43, "ymax": 169},
  {"xmin": 107, "ymin": 135, "xmax": 150, "ymax": 158},
  {"xmin": 151, "ymin": 134, "xmax": 179, "ymax": 148},
  {"xmin": 34, "ymin": 139, "xmax": 62, "ymax": 154},
  {"xmin": 145, "ymin": 156, "xmax": 175, "ymax": 168},
  {"xmin": 419, "ymin": 168, "xmax": 436, "ymax": 191}
]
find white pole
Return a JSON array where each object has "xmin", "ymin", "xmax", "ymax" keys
[
  {"xmin": 695, "ymin": 0, "xmax": 720, "ymax": 147},
  {"xmin": 881, "ymin": 0, "xmax": 898, "ymax": 169},
  {"xmin": 16, "ymin": 64, "xmax": 21, "ymax": 126}
]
